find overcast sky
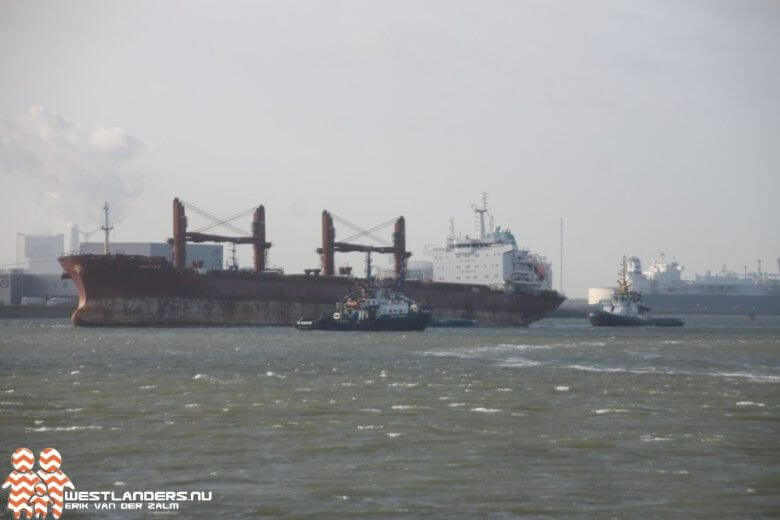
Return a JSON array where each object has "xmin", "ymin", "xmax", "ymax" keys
[{"xmin": 1, "ymin": 0, "xmax": 778, "ymax": 297}]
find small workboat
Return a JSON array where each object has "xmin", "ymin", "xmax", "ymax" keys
[
  {"xmin": 589, "ymin": 257, "xmax": 684, "ymax": 327},
  {"xmin": 296, "ymin": 286, "xmax": 432, "ymax": 331}
]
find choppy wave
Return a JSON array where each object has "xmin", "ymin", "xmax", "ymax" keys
[
  {"xmin": 565, "ymin": 364, "xmax": 780, "ymax": 383},
  {"xmin": 357, "ymin": 424, "xmax": 383, "ymax": 430},
  {"xmin": 471, "ymin": 407, "xmax": 502, "ymax": 413},
  {"xmin": 496, "ymin": 343, "xmax": 552, "ymax": 351},
  {"xmin": 26, "ymin": 425, "xmax": 102, "ymax": 432},
  {"xmin": 641, "ymin": 434, "xmax": 672, "ymax": 442},
  {"xmin": 500, "ymin": 357, "xmax": 542, "ymax": 368},
  {"xmin": 420, "ymin": 343, "xmax": 553, "ymax": 359}
]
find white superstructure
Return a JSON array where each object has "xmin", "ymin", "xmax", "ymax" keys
[{"xmin": 429, "ymin": 195, "xmax": 552, "ymax": 293}]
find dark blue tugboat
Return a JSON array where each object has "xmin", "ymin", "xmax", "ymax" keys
[
  {"xmin": 296, "ymin": 286, "xmax": 432, "ymax": 331},
  {"xmin": 589, "ymin": 257, "xmax": 684, "ymax": 327}
]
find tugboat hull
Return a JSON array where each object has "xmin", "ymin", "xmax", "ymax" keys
[
  {"xmin": 588, "ymin": 311, "xmax": 645, "ymax": 327},
  {"xmin": 296, "ymin": 313, "xmax": 431, "ymax": 331},
  {"xmin": 588, "ymin": 311, "xmax": 684, "ymax": 327}
]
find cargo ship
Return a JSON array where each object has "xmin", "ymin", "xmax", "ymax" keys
[{"xmin": 58, "ymin": 198, "xmax": 564, "ymax": 327}]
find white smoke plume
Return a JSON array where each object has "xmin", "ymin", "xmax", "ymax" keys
[{"xmin": 0, "ymin": 106, "xmax": 144, "ymax": 228}]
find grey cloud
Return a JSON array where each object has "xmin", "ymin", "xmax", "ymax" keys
[{"xmin": 0, "ymin": 106, "xmax": 144, "ymax": 226}]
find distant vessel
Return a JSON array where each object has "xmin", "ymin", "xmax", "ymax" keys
[
  {"xmin": 619, "ymin": 255, "xmax": 780, "ymax": 315},
  {"xmin": 589, "ymin": 257, "xmax": 684, "ymax": 327},
  {"xmin": 430, "ymin": 194, "xmax": 553, "ymax": 293},
  {"xmin": 295, "ymin": 286, "xmax": 432, "ymax": 331}
]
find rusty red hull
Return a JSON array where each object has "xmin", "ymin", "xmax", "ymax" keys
[{"xmin": 59, "ymin": 254, "xmax": 564, "ymax": 327}]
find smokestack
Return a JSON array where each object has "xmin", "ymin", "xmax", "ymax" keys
[
  {"xmin": 172, "ymin": 198, "xmax": 187, "ymax": 270},
  {"xmin": 68, "ymin": 223, "xmax": 80, "ymax": 254},
  {"xmin": 253, "ymin": 205, "xmax": 267, "ymax": 272},
  {"xmin": 393, "ymin": 216, "xmax": 406, "ymax": 278},
  {"xmin": 321, "ymin": 211, "xmax": 335, "ymax": 276}
]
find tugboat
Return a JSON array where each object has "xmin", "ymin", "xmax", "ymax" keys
[
  {"xmin": 589, "ymin": 257, "xmax": 684, "ymax": 327},
  {"xmin": 295, "ymin": 285, "xmax": 433, "ymax": 331}
]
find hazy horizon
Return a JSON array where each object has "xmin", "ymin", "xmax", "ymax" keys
[{"xmin": 1, "ymin": 0, "xmax": 778, "ymax": 297}]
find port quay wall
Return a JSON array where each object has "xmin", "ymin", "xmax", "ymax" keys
[{"xmin": 59, "ymin": 255, "xmax": 562, "ymax": 327}]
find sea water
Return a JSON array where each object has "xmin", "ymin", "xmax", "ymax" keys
[{"xmin": 1, "ymin": 316, "xmax": 778, "ymax": 518}]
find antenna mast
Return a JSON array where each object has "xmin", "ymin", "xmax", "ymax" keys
[
  {"xmin": 229, "ymin": 243, "xmax": 238, "ymax": 271},
  {"xmin": 100, "ymin": 202, "xmax": 114, "ymax": 255}
]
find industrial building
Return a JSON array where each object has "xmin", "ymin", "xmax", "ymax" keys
[
  {"xmin": 0, "ymin": 270, "xmax": 78, "ymax": 306},
  {"xmin": 18, "ymin": 233, "xmax": 65, "ymax": 275}
]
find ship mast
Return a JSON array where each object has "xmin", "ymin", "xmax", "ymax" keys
[
  {"xmin": 617, "ymin": 255, "xmax": 630, "ymax": 294},
  {"xmin": 471, "ymin": 192, "xmax": 488, "ymax": 240},
  {"xmin": 100, "ymin": 202, "xmax": 113, "ymax": 255},
  {"xmin": 229, "ymin": 243, "xmax": 238, "ymax": 271}
]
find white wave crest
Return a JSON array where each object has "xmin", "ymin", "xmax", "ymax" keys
[
  {"xmin": 641, "ymin": 434, "xmax": 672, "ymax": 442},
  {"xmin": 593, "ymin": 408, "xmax": 629, "ymax": 415},
  {"xmin": 501, "ymin": 357, "xmax": 541, "ymax": 368},
  {"xmin": 566, "ymin": 364, "xmax": 780, "ymax": 383},
  {"xmin": 26, "ymin": 425, "xmax": 102, "ymax": 432}
]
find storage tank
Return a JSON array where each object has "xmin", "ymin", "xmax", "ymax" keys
[{"xmin": 588, "ymin": 287, "xmax": 614, "ymax": 305}]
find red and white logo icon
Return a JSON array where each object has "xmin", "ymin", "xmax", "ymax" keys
[{"xmin": 2, "ymin": 448, "xmax": 74, "ymax": 520}]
